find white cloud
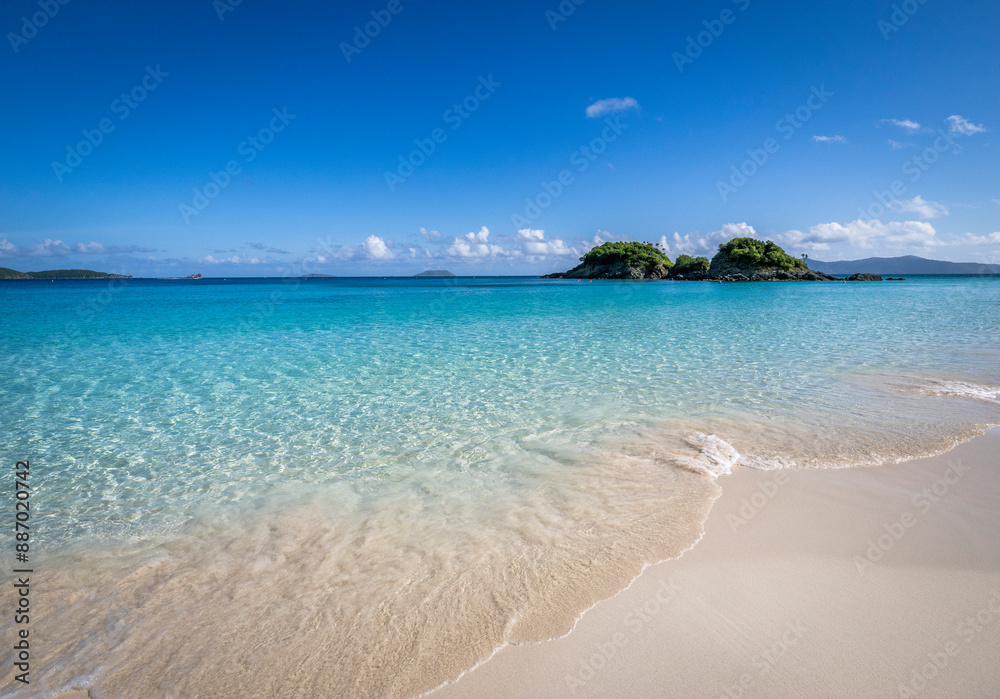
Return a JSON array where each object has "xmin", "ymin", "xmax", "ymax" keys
[
  {"xmin": 813, "ymin": 135, "xmax": 846, "ymax": 143},
  {"xmin": 585, "ymin": 97, "xmax": 639, "ymax": 119},
  {"xmin": 23, "ymin": 239, "xmax": 74, "ymax": 256},
  {"xmin": 362, "ymin": 235, "xmax": 395, "ymax": 260},
  {"xmin": 319, "ymin": 235, "xmax": 397, "ymax": 261},
  {"xmin": 658, "ymin": 223, "xmax": 757, "ymax": 257},
  {"xmin": 581, "ymin": 230, "xmax": 625, "ymax": 252},
  {"xmin": 777, "ymin": 220, "xmax": 941, "ymax": 252},
  {"xmin": 202, "ymin": 254, "xmax": 266, "ymax": 265},
  {"xmin": 419, "ymin": 227, "xmax": 441, "ymax": 240},
  {"xmin": 955, "ymin": 232, "xmax": 1000, "ymax": 246},
  {"xmin": 73, "ymin": 242, "xmax": 108, "ymax": 254},
  {"xmin": 516, "ymin": 229, "xmax": 575, "ymax": 256},
  {"xmin": 446, "ymin": 227, "xmax": 508, "ymax": 258},
  {"xmin": 888, "ymin": 139, "xmax": 912, "ymax": 149},
  {"xmin": 0, "ymin": 238, "xmax": 15, "ymax": 258},
  {"xmin": 881, "ymin": 118, "xmax": 922, "ymax": 132},
  {"xmin": 947, "ymin": 115, "xmax": 986, "ymax": 136},
  {"xmin": 890, "ymin": 195, "xmax": 948, "ymax": 220}
]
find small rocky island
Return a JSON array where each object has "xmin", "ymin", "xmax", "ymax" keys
[
  {"xmin": 543, "ymin": 238, "xmax": 844, "ymax": 282},
  {"xmin": 415, "ymin": 270, "xmax": 456, "ymax": 277}
]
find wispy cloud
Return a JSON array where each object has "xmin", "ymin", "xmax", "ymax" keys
[
  {"xmin": 585, "ymin": 97, "xmax": 640, "ymax": 119},
  {"xmin": 0, "ymin": 238, "xmax": 158, "ymax": 258},
  {"xmin": 890, "ymin": 195, "xmax": 948, "ymax": 220},
  {"xmin": 202, "ymin": 254, "xmax": 271, "ymax": 265},
  {"xmin": 813, "ymin": 135, "xmax": 846, "ymax": 143},
  {"xmin": 881, "ymin": 118, "xmax": 922, "ymax": 132},
  {"xmin": 249, "ymin": 243, "xmax": 292, "ymax": 254},
  {"xmin": 954, "ymin": 232, "xmax": 1000, "ymax": 246},
  {"xmin": 947, "ymin": 115, "xmax": 986, "ymax": 135}
]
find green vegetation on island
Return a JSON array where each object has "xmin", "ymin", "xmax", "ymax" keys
[
  {"xmin": 671, "ymin": 254, "xmax": 711, "ymax": 277},
  {"xmin": 0, "ymin": 267, "xmax": 132, "ymax": 280},
  {"xmin": 714, "ymin": 238, "xmax": 806, "ymax": 272},
  {"xmin": 580, "ymin": 242, "xmax": 673, "ymax": 271},
  {"xmin": 543, "ymin": 235, "xmax": 840, "ymax": 281},
  {"xmin": 543, "ymin": 242, "xmax": 675, "ymax": 279}
]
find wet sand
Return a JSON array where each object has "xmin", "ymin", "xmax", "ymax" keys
[{"xmin": 432, "ymin": 428, "xmax": 1000, "ymax": 698}]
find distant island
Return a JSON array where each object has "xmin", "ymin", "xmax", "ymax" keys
[
  {"xmin": 0, "ymin": 267, "xmax": 132, "ymax": 280},
  {"xmin": 302, "ymin": 274, "xmax": 337, "ymax": 278},
  {"xmin": 543, "ymin": 238, "xmax": 837, "ymax": 281},
  {"xmin": 415, "ymin": 270, "xmax": 456, "ymax": 277},
  {"xmin": 807, "ymin": 255, "xmax": 1000, "ymax": 276}
]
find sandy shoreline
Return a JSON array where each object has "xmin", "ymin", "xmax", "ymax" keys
[
  {"xmin": 52, "ymin": 429, "xmax": 1000, "ymax": 698},
  {"xmin": 432, "ymin": 428, "xmax": 1000, "ymax": 698}
]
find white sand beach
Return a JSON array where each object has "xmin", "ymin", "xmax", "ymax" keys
[{"xmin": 433, "ymin": 429, "xmax": 1000, "ymax": 698}]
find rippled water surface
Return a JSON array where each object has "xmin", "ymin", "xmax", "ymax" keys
[{"xmin": 1, "ymin": 276, "xmax": 998, "ymax": 697}]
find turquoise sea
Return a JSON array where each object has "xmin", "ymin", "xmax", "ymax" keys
[{"xmin": 2, "ymin": 276, "xmax": 999, "ymax": 697}]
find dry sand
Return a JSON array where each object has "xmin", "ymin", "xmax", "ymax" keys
[{"xmin": 432, "ymin": 428, "xmax": 1000, "ymax": 699}]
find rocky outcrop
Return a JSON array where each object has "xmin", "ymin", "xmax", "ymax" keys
[
  {"xmin": 542, "ymin": 261, "xmax": 671, "ymax": 280},
  {"xmin": 845, "ymin": 273, "xmax": 883, "ymax": 281},
  {"xmin": 706, "ymin": 255, "xmax": 837, "ymax": 282}
]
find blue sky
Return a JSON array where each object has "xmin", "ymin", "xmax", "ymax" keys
[{"xmin": 2, "ymin": 0, "xmax": 998, "ymax": 276}]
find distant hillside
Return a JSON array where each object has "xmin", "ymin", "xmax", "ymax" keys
[
  {"xmin": 415, "ymin": 270, "xmax": 456, "ymax": 277},
  {"xmin": 0, "ymin": 267, "xmax": 132, "ymax": 279},
  {"xmin": 808, "ymin": 256, "xmax": 1000, "ymax": 276}
]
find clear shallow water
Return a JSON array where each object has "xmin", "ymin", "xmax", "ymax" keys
[{"xmin": 1, "ymin": 276, "xmax": 999, "ymax": 697}]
